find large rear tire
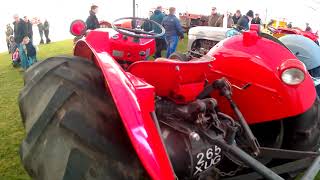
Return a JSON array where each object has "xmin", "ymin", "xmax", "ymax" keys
[
  {"xmin": 168, "ymin": 52, "xmax": 189, "ymax": 61},
  {"xmin": 282, "ymin": 100, "xmax": 320, "ymax": 151},
  {"xmin": 19, "ymin": 56, "xmax": 147, "ymax": 180}
]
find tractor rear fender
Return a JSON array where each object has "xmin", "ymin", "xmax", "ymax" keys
[{"xmin": 74, "ymin": 31, "xmax": 175, "ymax": 180}]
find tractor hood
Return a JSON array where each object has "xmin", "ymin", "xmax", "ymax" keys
[
  {"xmin": 206, "ymin": 31, "xmax": 316, "ymax": 124},
  {"xmin": 188, "ymin": 26, "xmax": 230, "ymax": 41}
]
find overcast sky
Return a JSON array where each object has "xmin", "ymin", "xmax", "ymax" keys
[{"xmin": 0, "ymin": 0, "xmax": 319, "ymax": 52}]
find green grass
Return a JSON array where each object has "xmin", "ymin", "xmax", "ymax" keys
[{"xmin": 0, "ymin": 40, "xmax": 73, "ymax": 180}]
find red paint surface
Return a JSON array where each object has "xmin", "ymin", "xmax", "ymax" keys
[
  {"xmin": 74, "ymin": 30, "xmax": 174, "ymax": 180},
  {"xmin": 275, "ymin": 27, "xmax": 319, "ymax": 42},
  {"xmin": 72, "ymin": 27, "xmax": 317, "ymax": 179},
  {"xmin": 207, "ymin": 31, "xmax": 316, "ymax": 124}
]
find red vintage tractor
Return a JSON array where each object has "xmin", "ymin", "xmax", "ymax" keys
[
  {"xmin": 268, "ymin": 26, "xmax": 319, "ymax": 45},
  {"xmin": 19, "ymin": 17, "xmax": 320, "ymax": 180}
]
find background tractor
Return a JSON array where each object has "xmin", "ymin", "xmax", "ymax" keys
[
  {"xmin": 179, "ymin": 12, "xmax": 208, "ymax": 33},
  {"xmin": 18, "ymin": 17, "xmax": 320, "ymax": 180}
]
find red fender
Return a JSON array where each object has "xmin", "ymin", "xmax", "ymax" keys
[
  {"xmin": 207, "ymin": 31, "xmax": 316, "ymax": 124},
  {"xmin": 74, "ymin": 31, "xmax": 175, "ymax": 180}
]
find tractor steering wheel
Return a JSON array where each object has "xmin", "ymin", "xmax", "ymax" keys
[{"xmin": 112, "ymin": 17, "xmax": 165, "ymax": 39}]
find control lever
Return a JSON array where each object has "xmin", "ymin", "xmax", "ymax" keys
[{"xmin": 197, "ymin": 78, "xmax": 260, "ymax": 156}]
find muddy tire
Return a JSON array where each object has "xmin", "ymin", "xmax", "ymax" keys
[
  {"xmin": 19, "ymin": 56, "xmax": 147, "ymax": 180},
  {"xmin": 282, "ymin": 100, "xmax": 320, "ymax": 151}
]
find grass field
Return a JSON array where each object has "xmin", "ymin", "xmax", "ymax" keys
[{"xmin": 0, "ymin": 37, "xmax": 188, "ymax": 180}]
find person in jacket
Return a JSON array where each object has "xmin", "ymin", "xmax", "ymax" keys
[
  {"xmin": 23, "ymin": 16, "xmax": 33, "ymax": 42},
  {"xmin": 150, "ymin": 6, "xmax": 166, "ymax": 58},
  {"xmin": 86, "ymin": 5, "xmax": 100, "ymax": 30},
  {"xmin": 19, "ymin": 36, "xmax": 37, "ymax": 70},
  {"xmin": 208, "ymin": 7, "xmax": 220, "ymax": 27},
  {"xmin": 38, "ymin": 20, "xmax": 44, "ymax": 44},
  {"xmin": 232, "ymin": 10, "xmax": 241, "ymax": 24},
  {"xmin": 44, "ymin": 19, "xmax": 51, "ymax": 44},
  {"xmin": 162, "ymin": 7, "xmax": 184, "ymax": 58},
  {"xmin": 251, "ymin": 13, "xmax": 261, "ymax": 24},
  {"xmin": 5, "ymin": 24, "xmax": 14, "ymax": 53},
  {"xmin": 237, "ymin": 10, "xmax": 254, "ymax": 30},
  {"xmin": 215, "ymin": 13, "xmax": 234, "ymax": 28},
  {"xmin": 13, "ymin": 14, "xmax": 27, "ymax": 44}
]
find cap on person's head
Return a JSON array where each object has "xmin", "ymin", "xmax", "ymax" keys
[
  {"xmin": 156, "ymin": 6, "xmax": 162, "ymax": 10},
  {"xmin": 246, "ymin": 10, "xmax": 254, "ymax": 18},
  {"xmin": 212, "ymin": 7, "xmax": 217, "ymax": 11},
  {"xmin": 91, "ymin": 5, "xmax": 98, "ymax": 11},
  {"xmin": 169, "ymin": 7, "xmax": 176, "ymax": 14},
  {"xmin": 255, "ymin": 13, "xmax": 259, "ymax": 16}
]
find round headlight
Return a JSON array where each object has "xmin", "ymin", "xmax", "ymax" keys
[{"xmin": 281, "ymin": 68, "xmax": 305, "ymax": 85}]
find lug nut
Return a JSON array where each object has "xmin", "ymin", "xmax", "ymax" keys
[{"xmin": 190, "ymin": 132, "xmax": 200, "ymax": 141}]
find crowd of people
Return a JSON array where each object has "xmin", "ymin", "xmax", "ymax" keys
[
  {"xmin": 208, "ymin": 7, "xmax": 260, "ymax": 30},
  {"xmin": 147, "ymin": 6, "xmax": 259, "ymax": 58},
  {"xmin": 5, "ymin": 4, "xmax": 314, "ymax": 68},
  {"xmin": 5, "ymin": 15, "xmax": 51, "ymax": 70},
  {"xmin": 145, "ymin": 6, "xmax": 184, "ymax": 58}
]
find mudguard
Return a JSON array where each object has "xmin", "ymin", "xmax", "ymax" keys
[
  {"xmin": 74, "ymin": 30, "xmax": 175, "ymax": 180},
  {"xmin": 279, "ymin": 35, "xmax": 320, "ymax": 70},
  {"xmin": 207, "ymin": 30, "xmax": 317, "ymax": 124}
]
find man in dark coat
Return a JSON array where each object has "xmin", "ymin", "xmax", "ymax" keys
[
  {"xmin": 232, "ymin": 10, "xmax": 241, "ymax": 24},
  {"xmin": 237, "ymin": 10, "xmax": 254, "ymax": 30},
  {"xmin": 86, "ymin": 5, "xmax": 100, "ymax": 30},
  {"xmin": 208, "ymin": 7, "xmax": 220, "ymax": 27},
  {"xmin": 251, "ymin": 13, "xmax": 261, "ymax": 24},
  {"xmin": 44, "ymin": 19, "xmax": 51, "ymax": 44},
  {"xmin": 13, "ymin": 14, "xmax": 27, "ymax": 44},
  {"xmin": 24, "ymin": 16, "xmax": 33, "ymax": 42},
  {"xmin": 150, "ymin": 6, "xmax": 166, "ymax": 58}
]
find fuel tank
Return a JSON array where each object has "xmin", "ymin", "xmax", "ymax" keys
[{"xmin": 206, "ymin": 31, "xmax": 316, "ymax": 124}]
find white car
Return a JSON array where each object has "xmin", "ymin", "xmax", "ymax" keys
[{"xmin": 187, "ymin": 26, "xmax": 230, "ymax": 52}]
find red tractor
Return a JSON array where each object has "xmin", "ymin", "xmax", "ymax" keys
[
  {"xmin": 268, "ymin": 26, "xmax": 319, "ymax": 45},
  {"xmin": 19, "ymin": 17, "xmax": 320, "ymax": 180}
]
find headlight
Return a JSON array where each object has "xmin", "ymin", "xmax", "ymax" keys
[{"xmin": 281, "ymin": 68, "xmax": 305, "ymax": 85}]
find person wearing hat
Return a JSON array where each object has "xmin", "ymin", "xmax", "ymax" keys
[
  {"xmin": 237, "ymin": 10, "xmax": 254, "ymax": 30},
  {"xmin": 208, "ymin": 7, "xmax": 220, "ymax": 27},
  {"xmin": 232, "ymin": 10, "xmax": 241, "ymax": 24},
  {"xmin": 251, "ymin": 13, "xmax": 261, "ymax": 24}
]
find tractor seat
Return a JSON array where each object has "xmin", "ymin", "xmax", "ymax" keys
[{"xmin": 127, "ymin": 58, "xmax": 212, "ymax": 103}]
